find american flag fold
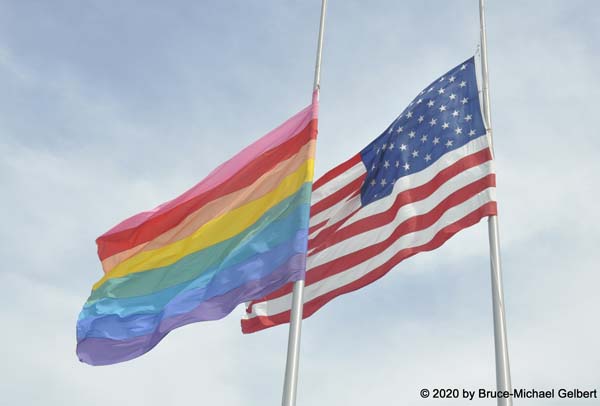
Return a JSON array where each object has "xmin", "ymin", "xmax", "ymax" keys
[{"xmin": 242, "ymin": 57, "xmax": 497, "ymax": 333}]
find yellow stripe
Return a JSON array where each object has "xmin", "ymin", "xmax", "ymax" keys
[{"xmin": 93, "ymin": 158, "xmax": 314, "ymax": 290}]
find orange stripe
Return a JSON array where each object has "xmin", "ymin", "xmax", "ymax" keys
[{"xmin": 101, "ymin": 139, "xmax": 317, "ymax": 273}]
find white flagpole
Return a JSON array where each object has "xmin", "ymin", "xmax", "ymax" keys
[
  {"xmin": 478, "ymin": 1, "xmax": 513, "ymax": 404},
  {"xmin": 281, "ymin": 1, "xmax": 327, "ymax": 406}
]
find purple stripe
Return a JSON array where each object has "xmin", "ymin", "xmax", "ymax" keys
[{"xmin": 76, "ymin": 254, "xmax": 305, "ymax": 366}]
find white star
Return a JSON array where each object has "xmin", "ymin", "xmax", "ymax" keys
[
  {"xmin": 429, "ymin": 118, "xmax": 437, "ymax": 126},
  {"xmin": 384, "ymin": 160, "xmax": 390, "ymax": 168},
  {"xmin": 400, "ymin": 144, "xmax": 407, "ymax": 151},
  {"xmin": 449, "ymin": 76, "xmax": 456, "ymax": 82},
  {"xmin": 446, "ymin": 139, "xmax": 454, "ymax": 148},
  {"xmin": 418, "ymin": 115, "xmax": 425, "ymax": 123},
  {"xmin": 460, "ymin": 64, "xmax": 466, "ymax": 70},
  {"xmin": 428, "ymin": 86, "xmax": 434, "ymax": 92},
  {"xmin": 461, "ymin": 97, "xmax": 468, "ymax": 104},
  {"xmin": 438, "ymin": 88, "xmax": 445, "ymax": 94},
  {"xmin": 370, "ymin": 179, "xmax": 376, "ymax": 186},
  {"xmin": 439, "ymin": 104, "xmax": 447, "ymax": 112},
  {"xmin": 455, "ymin": 127, "xmax": 463, "ymax": 135},
  {"xmin": 459, "ymin": 81, "xmax": 467, "ymax": 88},
  {"xmin": 382, "ymin": 143, "xmax": 387, "ymax": 150},
  {"xmin": 449, "ymin": 93, "xmax": 457, "ymax": 100},
  {"xmin": 403, "ymin": 162, "xmax": 410, "ymax": 171},
  {"xmin": 408, "ymin": 131, "xmax": 416, "ymax": 139},
  {"xmin": 371, "ymin": 163, "xmax": 376, "ymax": 170},
  {"xmin": 439, "ymin": 76, "xmax": 445, "ymax": 82},
  {"xmin": 420, "ymin": 134, "xmax": 428, "ymax": 142},
  {"xmin": 406, "ymin": 111, "xmax": 413, "ymax": 118},
  {"xmin": 380, "ymin": 178, "xmax": 387, "ymax": 186},
  {"xmin": 395, "ymin": 160, "xmax": 400, "ymax": 168},
  {"xmin": 433, "ymin": 136, "xmax": 440, "ymax": 145},
  {"xmin": 389, "ymin": 143, "xmax": 394, "ymax": 150},
  {"xmin": 427, "ymin": 100, "xmax": 435, "ymax": 107},
  {"xmin": 469, "ymin": 129, "xmax": 476, "ymax": 136},
  {"xmin": 442, "ymin": 122, "xmax": 449, "ymax": 129},
  {"xmin": 452, "ymin": 110, "xmax": 459, "ymax": 117},
  {"xmin": 464, "ymin": 114, "xmax": 472, "ymax": 121},
  {"xmin": 416, "ymin": 98, "xmax": 423, "ymax": 104},
  {"xmin": 412, "ymin": 150, "xmax": 419, "ymax": 158},
  {"xmin": 396, "ymin": 126, "xmax": 404, "ymax": 133},
  {"xmin": 424, "ymin": 154, "xmax": 432, "ymax": 162},
  {"xmin": 387, "ymin": 127, "xmax": 394, "ymax": 134}
]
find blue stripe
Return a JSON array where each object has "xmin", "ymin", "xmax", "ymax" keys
[{"xmin": 77, "ymin": 229, "xmax": 307, "ymax": 341}]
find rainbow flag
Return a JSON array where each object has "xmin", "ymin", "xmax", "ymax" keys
[{"xmin": 76, "ymin": 94, "xmax": 318, "ymax": 365}]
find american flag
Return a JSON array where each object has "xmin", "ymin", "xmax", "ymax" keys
[{"xmin": 242, "ymin": 57, "xmax": 497, "ymax": 333}]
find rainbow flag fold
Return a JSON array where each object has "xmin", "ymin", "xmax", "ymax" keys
[{"xmin": 76, "ymin": 95, "xmax": 318, "ymax": 365}]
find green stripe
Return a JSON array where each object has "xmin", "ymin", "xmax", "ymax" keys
[{"xmin": 87, "ymin": 182, "xmax": 312, "ymax": 303}]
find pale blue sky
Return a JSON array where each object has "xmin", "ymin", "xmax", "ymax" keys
[{"xmin": 1, "ymin": 1, "xmax": 599, "ymax": 405}]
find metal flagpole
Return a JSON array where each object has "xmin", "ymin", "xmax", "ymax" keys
[
  {"xmin": 478, "ymin": 1, "xmax": 513, "ymax": 405},
  {"xmin": 281, "ymin": 1, "xmax": 327, "ymax": 406},
  {"xmin": 312, "ymin": 0, "xmax": 327, "ymax": 92}
]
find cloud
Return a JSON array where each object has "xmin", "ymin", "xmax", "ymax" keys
[{"xmin": 1, "ymin": 1, "xmax": 598, "ymax": 405}]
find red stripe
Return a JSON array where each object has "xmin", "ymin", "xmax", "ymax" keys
[
  {"xmin": 241, "ymin": 202, "xmax": 497, "ymax": 334},
  {"xmin": 97, "ymin": 120, "xmax": 317, "ymax": 260},
  {"xmin": 242, "ymin": 312, "xmax": 293, "ymax": 334},
  {"xmin": 308, "ymin": 220, "xmax": 328, "ymax": 236},
  {"xmin": 308, "ymin": 206, "xmax": 361, "ymax": 251},
  {"xmin": 310, "ymin": 174, "xmax": 365, "ymax": 216},
  {"xmin": 312, "ymin": 154, "xmax": 362, "ymax": 190},
  {"xmin": 309, "ymin": 148, "xmax": 493, "ymax": 254},
  {"xmin": 255, "ymin": 173, "xmax": 495, "ymax": 302}
]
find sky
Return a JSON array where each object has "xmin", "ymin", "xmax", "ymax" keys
[{"xmin": 1, "ymin": 0, "xmax": 599, "ymax": 405}]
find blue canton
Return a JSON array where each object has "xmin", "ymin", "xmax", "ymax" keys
[{"xmin": 360, "ymin": 57, "xmax": 487, "ymax": 206}]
